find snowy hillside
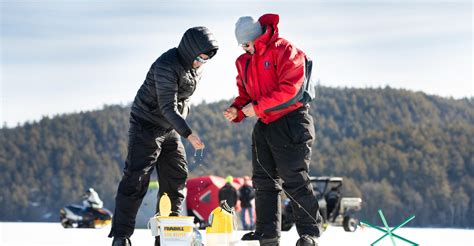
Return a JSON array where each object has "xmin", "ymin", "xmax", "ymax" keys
[{"xmin": 0, "ymin": 222, "xmax": 472, "ymax": 246}]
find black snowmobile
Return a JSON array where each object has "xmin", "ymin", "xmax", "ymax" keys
[{"xmin": 60, "ymin": 204, "xmax": 112, "ymax": 228}]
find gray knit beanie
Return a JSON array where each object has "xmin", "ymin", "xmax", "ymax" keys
[{"xmin": 235, "ymin": 16, "xmax": 263, "ymax": 45}]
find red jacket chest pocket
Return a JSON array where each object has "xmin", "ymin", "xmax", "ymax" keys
[{"xmin": 256, "ymin": 58, "xmax": 277, "ymax": 94}]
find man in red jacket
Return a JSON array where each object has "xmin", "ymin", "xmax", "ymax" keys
[{"xmin": 223, "ymin": 14, "xmax": 322, "ymax": 246}]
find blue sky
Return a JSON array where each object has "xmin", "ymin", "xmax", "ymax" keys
[{"xmin": 1, "ymin": 0, "xmax": 472, "ymax": 127}]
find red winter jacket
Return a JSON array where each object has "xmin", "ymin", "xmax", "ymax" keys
[{"xmin": 231, "ymin": 13, "xmax": 307, "ymax": 124}]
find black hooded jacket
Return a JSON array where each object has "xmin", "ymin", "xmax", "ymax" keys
[
  {"xmin": 130, "ymin": 27, "xmax": 218, "ymax": 137},
  {"xmin": 218, "ymin": 183, "xmax": 238, "ymax": 208}
]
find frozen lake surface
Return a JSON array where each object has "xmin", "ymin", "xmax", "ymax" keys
[{"xmin": 0, "ymin": 222, "xmax": 472, "ymax": 245}]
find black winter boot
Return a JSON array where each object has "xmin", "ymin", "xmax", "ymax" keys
[
  {"xmin": 241, "ymin": 231, "xmax": 280, "ymax": 245},
  {"xmin": 296, "ymin": 234, "xmax": 319, "ymax": 246},
  {"xmin": 112, "ymin": 237, "xmax": 131, "ymax": 246}
]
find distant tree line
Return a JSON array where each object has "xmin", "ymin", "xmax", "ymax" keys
[{"xmin": 0, "ymin": 87, "xmax": 472, "ymax": 227}]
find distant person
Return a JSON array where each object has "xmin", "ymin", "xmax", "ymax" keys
[
  {"xmin": 83, "ymin": 187, "xmax": 103, "ymax": 209},
  {"xmin": 218, "ymin": 175, "xmax": 238, "ymax": 208},
  {"xmin": 109, "ymin": 27, "xmax": 218, "ymax": 246},
  {"xmin": 223, "ymin": 14, "xmax": 322, "ymax": 246},
  {"xmin": 325, "ymin": 186, "xmax": 340, "ymax": 222},
  {"xmin": 238, "ymin": 176, "xmax": 255, "ymax": 230}
]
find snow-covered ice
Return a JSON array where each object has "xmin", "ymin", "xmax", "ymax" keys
[{"xmin": 0, "ymin": 222, "xmax": 472, "ymax": 246}]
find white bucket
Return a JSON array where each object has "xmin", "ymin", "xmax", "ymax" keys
[
  {"xmin": 148, "ymin": 216, "xmax": 195, "ymax": 246},
  {"xmin": 148, "ymin": 215, "xmax": 160, "ymax": 237}
]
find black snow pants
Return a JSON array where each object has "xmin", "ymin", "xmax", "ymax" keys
[
  {"xmin": 252, "ymin": 106, "xmax": 322, "ymax": 238},
  {"xmin": 109, "ymin": 115, "xmax": 188, "ymax": 238}
]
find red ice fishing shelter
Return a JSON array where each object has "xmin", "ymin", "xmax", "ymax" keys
[{"xmin": 186, "ymin": 175, "xmax": 243, "ymax": 222}]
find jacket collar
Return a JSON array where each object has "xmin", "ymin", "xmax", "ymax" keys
[{"xmin": 254, "ymin": 14, "xmax": 280, "ymax": 56}]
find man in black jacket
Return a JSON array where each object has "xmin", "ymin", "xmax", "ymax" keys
[
  {"xmin": 238, "ymin": 176, "xmax": 255, "ymax": 230},
  {"xmin": 218, "ymin": 175, "xmax": 238, "ymax": 208},
  {"xmin": 110, "ymin": 26, "xmax": 218, "ymax": 246},
  {"xmin": 325, "ymin": 186, "xmax": 341, "ymax": 222}
]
